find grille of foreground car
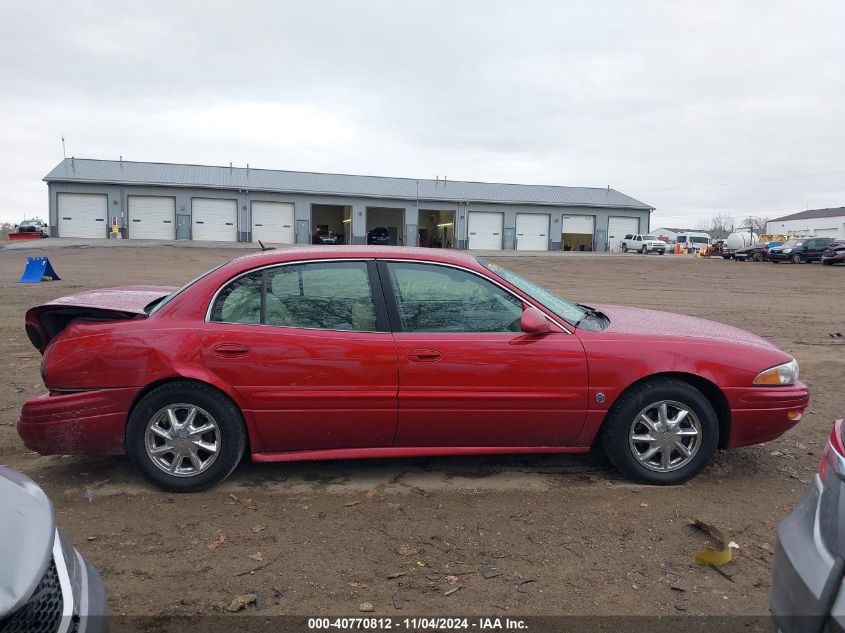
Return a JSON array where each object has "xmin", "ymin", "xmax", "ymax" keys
[{"xmin": 0, "ymin": 558, "xmax": 66, "ymax": 633}]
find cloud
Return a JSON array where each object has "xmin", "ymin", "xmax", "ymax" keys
[{"xmin": 1, "ymin": 0, "xmax": 844, "ymax": 225}]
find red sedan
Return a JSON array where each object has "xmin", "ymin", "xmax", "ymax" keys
[{"xmin": 19, "ymin": 247, "xmax": 808, "ymax": 491}]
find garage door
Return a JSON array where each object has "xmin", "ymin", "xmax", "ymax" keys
[
  {"xmin": 562, "ymin": 215, "xmax": 595, "ymax": 235},
  {"xmin": 252, "ymin": 201, "xmax": 294, "ymax": 244},
  {"xmin": 128, "ymin": 196, "xmax": 175, "ymax": 240},
  {"xmin": 814, "ymin": 228, "xmax": 839, "ymax": 238},
  {"xmin": 516, "ymin": 214, "xmax": 550, "ymax": 251},
  {"xmin": 192, "ymin": 198, "xmax": 237, "ymax": 241},
  {"xmin": 468, "ymin": 212, "xmax": 503, "ymax": 250},
  {"xmin": 57, "ymin": 193, "xmax": 107, "ymax": 238},
  {"xmin": 607, "ymin": 216, "xmax": 640, "ymax": 251}
]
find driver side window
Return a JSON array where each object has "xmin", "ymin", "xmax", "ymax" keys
[{"xmin": 385, "ymin": 262, "xmax": 523, "ymax": 333}]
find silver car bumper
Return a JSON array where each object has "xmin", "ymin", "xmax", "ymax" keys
[{"xmin": 772, "ymin": 450, "xmax": 845, "ymax": 633}]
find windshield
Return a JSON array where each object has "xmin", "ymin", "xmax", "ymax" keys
[
  {"xmin": 478, "ymin": 259, "xmax": 587, "ymax": 326},
  {"xmin": 783, "ymin": 240, "xmax": 804, "ymax": 247},
  {"xmin": 146, "ymin": 264, "xmax": 225, "ymax": 315}
]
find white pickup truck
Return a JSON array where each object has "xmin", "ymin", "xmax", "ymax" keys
[{"xmin": 621, "ymin": 234, "xmax": 667, "ymax": 254}]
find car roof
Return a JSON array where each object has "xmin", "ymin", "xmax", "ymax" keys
[{"xmin": 231, "ymin": 245, "xmax": 480, "ymax": 267}]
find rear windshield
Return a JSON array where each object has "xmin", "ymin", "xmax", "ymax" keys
[{"xmin": 146, "ymin": 264, "xmax": 224, "ymax": 315}]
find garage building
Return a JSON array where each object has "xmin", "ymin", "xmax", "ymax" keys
[
  {"xmin": 44, "ymin": 158, "xmax": 653, "ymax": 250},
  {"xmin": 766, "ymin": 207, "xmax": 845, "ymax": 240}
]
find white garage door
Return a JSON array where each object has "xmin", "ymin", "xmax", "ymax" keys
[
  {"xmin": 814, "ymin": 228, "xmax": 839, "ymax": 238},
  {"xmin": 252, "ymin": 201, "xmax": 295, "ymax": 244},
  {"xmin": 607, "ymin": 216, "xmax": 640, "ymax": 252},
  {"xmin": 468, "ymin": 212, "xmax": 504, "ymax": 250},
  {"xmin": 128, "ymin": 196, "xmax": 175, "ymax": 240},
  {"xmin": 192, "ymin": 198, "xmax": 237, "ymax": 241},
  {"xmin": 516, "ymin": 214, "xmax": 550, "ymax": 251},
  {"xmin": 562, "ymin": 215, "xmax": 595, "ymax": 235},
  {"xmin": 58, "ymin": 193, "xmax": 107, "ymax": 238}
]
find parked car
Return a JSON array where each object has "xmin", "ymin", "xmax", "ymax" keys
[
  {"xmin": 734, "ymin": 242, "xmax": 772, "ymax": 262},
  {"xmin": 0, "ymin": 465, "xmax": 107, "ymax": 631},
  {"xmin": 19, "ymin": 247, "xmax": 808, "ymax": 491},
  {"xmin": 771, "ymin": 418, "xmax": 844, "ymax": 633},
  {"xmin": 769, "ymin": 237, "xmax": 835, "ymax": 264},
  {"xmin": 620, "ymin": 234, "xmax": 666, "ymax": 254},
  {"xmin": 367, "ymin": 227, "xmax": 391, "ymax": 245},
  {"xmin": 821, "ymin": 241, "xmax": 845, "ymax": 266},
  {"xmin": 312, "ymin": 228, "xmax": 342, "ymax": 245}
]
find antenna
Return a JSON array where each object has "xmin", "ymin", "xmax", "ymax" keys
[
  {"xmin": 61, "ymin": 134, "xmax": 66, "ymax": 159},
  {"xmin": 120, "ymin": 155, "xmax": 123, "ymax": 167},
  {"xmin": 71, "ymin": 156, "xmax": 75, "ymax": 170}
]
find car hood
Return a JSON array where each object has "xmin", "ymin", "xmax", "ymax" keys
[
  {"xmin": 590, "ymin": 304, "xmax": 777, "ymax": 349},
  {"xmin": 0, "ymin": 466, "xmax": 55, "ymax": 615}
]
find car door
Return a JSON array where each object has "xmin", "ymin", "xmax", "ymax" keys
[
  {"xmin": 378, "ymin": 260, "xmax": 588, "ymax": 448},
  {"xmin": 203, "ymin": 260, "xmax": 398, "ymax": 453}
]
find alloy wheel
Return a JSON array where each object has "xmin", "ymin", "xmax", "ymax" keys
[
  {"xmin": 145, "ymin": 404, "xmax": 221, "ymax": 477},
  {"xmin": 628, "ymin": 400, "xmax": 702, "ymax": 472}
]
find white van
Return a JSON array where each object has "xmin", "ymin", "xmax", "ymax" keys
[{"xmin": 676, "ymin": 232, "xmax": 712, "ymax": 252}]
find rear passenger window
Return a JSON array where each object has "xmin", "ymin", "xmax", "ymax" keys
[{"xmin": 210, "ymin": 262, "xmax": 377, "ymax": 331}]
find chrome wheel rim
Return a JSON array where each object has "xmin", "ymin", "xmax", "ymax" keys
[
  {"xmin": 145, "ymin": 404, "xmax": 221, "ymax": 477},
  {"xmin": 628, "ymin": 400, "xmax": 701, "ymax": 472}
]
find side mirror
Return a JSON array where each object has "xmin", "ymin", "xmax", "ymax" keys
[{"xmin": 520, "ymin": 307, "xmax": 551, "ymax": 334}]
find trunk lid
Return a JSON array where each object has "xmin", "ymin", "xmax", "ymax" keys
[{"xmin": 25, "ymin": 285, "xmax": 175, "ymax": 353}]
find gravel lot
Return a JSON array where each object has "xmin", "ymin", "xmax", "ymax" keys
[{"xmin": 1, "ymin": 242, "xmax": 842, "ymax": 622}]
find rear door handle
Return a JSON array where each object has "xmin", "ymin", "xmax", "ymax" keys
[
  {"xmin": 407, "ymin": 349, "xmax": 442, "ymax": 362},
  {"xmin": 213, "ymin": 343, "xmax": 250, "ymax": 358}
]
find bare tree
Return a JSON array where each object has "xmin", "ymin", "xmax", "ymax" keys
[
  {"xmin": 741, "ymin": 216, "xmax": 769, "ymax": 233},
  {"xmin": 695, "ymin": 213, "xmax": 735, "ymax": 238}
]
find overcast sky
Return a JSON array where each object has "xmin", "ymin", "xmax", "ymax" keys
[{"xmin": 2, "ymin": 1, "xmax": 844, "ymax": 228}]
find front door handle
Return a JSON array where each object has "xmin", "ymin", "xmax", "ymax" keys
[
  {"xmin": 213, "ymin": 343, "xmax": 250, "ymax": 358},
  {"xmin": 407, "ymin": 349, "xmax": 442, "ymax": 362}
]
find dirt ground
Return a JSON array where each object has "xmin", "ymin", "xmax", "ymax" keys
[{"xmin": 1, "ymin": 242, "xmax": 842, "ymax": 622}]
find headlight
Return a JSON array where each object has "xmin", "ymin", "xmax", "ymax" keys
[
  {"xmin": 753, "ymin": 359, "xmax": 799, "ymax": 386},
  {"xmin": 781, "ymin": 248, "xmax": 793, "ymax": 253}
]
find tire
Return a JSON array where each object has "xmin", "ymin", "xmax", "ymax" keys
[
  {"xmin": 622, "ymin": 244, "xmax": 628, "ymax": 253},
  {"xmin": 601, "ymin": 378, "xmax": 719, "ymax": 485},
  {"xmin": 823, "ymin": 260, "xmax": 834, "ymax": 266},
  {"xmin": 752, "ymin": 253, "xmax": 764, "ymax": 262},
  {"xmin": 641, "ymin": 246, "xmax": 647, "ymax": 254},
  {"xmin": 790, "ymin": 253, "xmax": 803, "ymax": 264},
  {"xmin": 126, "ymin": 381, "xmax": 247, "ymax": 492},
  {"xmin": 658, "ymin": 250, "xmax": 665, "ymax": 255}
]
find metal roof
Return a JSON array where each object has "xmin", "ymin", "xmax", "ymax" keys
[
  {"xmin": 769, "ymin": 207, "xmax": 845, "ymax": 223},
  {"xmin": 44, "ymin": 158, "xmax": 654, "ymax": 210}
]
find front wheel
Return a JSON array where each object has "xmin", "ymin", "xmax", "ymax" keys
[
  {"xmin": 622, "ymin": 244, "xmax": 628, "ymax": 253},
  {"xmin": 752, "ymin": 253, "xmax": 764, "ymax": 262},
  {"xmin": 790, "ymin": 253, "xmax": 803, "ymax": 264},
  {"xmin": 126, "ymin": 381, "xmax": 246, "ymax": 492},
  {"xmin": 641, "ymin": 246, "xmax": 647, "ymax": 254},
  {"xmin": 602, "ymin": 378, "xmax": 719, "ymax": 485}
]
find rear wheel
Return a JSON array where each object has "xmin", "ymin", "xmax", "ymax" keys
[
  {"xmin": 126, "ymin": 381, "xmax": 246, "ymax": 492},
  {"xmin": 790, "ymin": 253, "xmax": 803, "ymax": 264},
  {"xmin": 823, "ymin": 259, "xmax": 834, "ymax": 266},
  {"xmin": 602, "ymin": 378, "xmax": 719, "ymax": 485}
]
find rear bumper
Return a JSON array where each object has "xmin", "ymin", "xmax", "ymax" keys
[
  {"xmin": 771, "ymin": 475, "xmax": 844, "ymax": 633},
  {"xmin": 18, "ymin": 388, "xmax": 137, "ymax": 455},
  {"xmin": 723, "ymin": 382, "xmax": 809, "ymax": 448}
]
